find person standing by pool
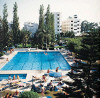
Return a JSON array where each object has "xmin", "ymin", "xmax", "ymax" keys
[
  {"xmin": 47, "ymin": 69, "xmax": 50, "ymax": 73},
  {"xmin": 6, "ymin": 58, "xmax": 9, "ymax": 61},
  {"xmin": 13, "ymin": 75, "xmax": 15, "ymax": 80},
  {"xmin": 17, "ymin": 75, "xmax": 20, "ymax": 80},
  {"xmin": 56, "ymin": 67, "xmax": 59, "ymax": 72}
]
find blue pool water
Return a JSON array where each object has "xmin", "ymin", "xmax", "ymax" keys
[
  {"xmin": 1, "ymin": 52, "xmax": 71, "ymax": 70},
  {"xmin": 0, "ymin": 74, "xmax": 27, "ymax": 80}
]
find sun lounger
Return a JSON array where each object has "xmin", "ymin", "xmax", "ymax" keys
[
  {"xmin": 0, "ymin": 86, "xmax": 4, "ymax": 91},
  {"xmin": 0, "ymin": 84, "xmax": 9, "ymax": 91}
]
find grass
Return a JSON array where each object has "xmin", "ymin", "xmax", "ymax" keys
[{"xmin": 38, "ymin": 90, "xmax": 62, "ymax": 98}]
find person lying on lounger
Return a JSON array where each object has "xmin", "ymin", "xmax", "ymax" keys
[
  {"xmin": 33, "ymin": 76, "xmax": 41, "ymax": 80},
  {"xmin": 47, "ymin": 80, "xmax": 53, "ymax": 86},
  {"xmin": 42, "ymin": 75, "xmax": 47, "ymax": 82}
]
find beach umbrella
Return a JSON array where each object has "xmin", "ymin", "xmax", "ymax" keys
[{"xmin": 49, "ymin": 72, "xmax": 62, "ymax": 78}]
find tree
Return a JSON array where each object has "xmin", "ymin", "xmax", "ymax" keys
[
  {"xmin": 44, "ymin": 5, "xmax": 55, "ymax": 47},
  {"xmin": 75, "ymin": 29, "xmax": 100, "ymax": 97},
  {"xmin": 50, "ymin": 13, "xmax": 55, "ymax": 44},
  {"xmin": 81, "ymin": 20, "xmax": 98, "ymax": 33},
  {"xmin": 35, "ymin": 4, "xmax": 55, "ymax": 49},
  {"xmin": 7, "ymin": 30, "xmax": 14, "ymax": 47},
  {"xmin": 64, "ymin": 31, "xmax": 75, "ymax": 38},
  {"xmin": 0, "ymin": 16, "xmax": 4, "ymax": 57},
  {"xmin": 38, "ymin": 4, "xmax": 44, "ymax": 32},
  {"xmin": 2, "ymin": 3, "xmax": 8, "ymax": 47},
  {"xmin": 30, "ymin": 32, "xmax": 38, "ymax": 48},
  {"xmin": 0, "ymin": 16, "xmax": 3, "ymax": 52},
  {"xmin": 20, "ymin": 29, "xmax": 30, "ymax": 47},
  {"xmin": 12, "ymin": 2, "xmax": 20, "ymax": 45},
  {"xmin": 19, "ymin": 91, "xmax": 39, "ymax": 98},
  {"xmin": 67, "ymin": 38, "xmax": 82, "ymax": 52},
  {"xmin": 38, "ymin": 32, "xmax": 44, "ymax": 49},
  {"xmin": 45, "ymin": 5, "xmax": 51, "ymax": 46}
]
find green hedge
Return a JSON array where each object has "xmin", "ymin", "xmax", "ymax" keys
[
  {"xmin": 19, "ymin": 91, "xmax": 39, "ymax": 98},
  {"xmin": 17, "ymin": 44, "xmax": 32, "ymax": 48},
  {"xmin": 55, "ymin": 46, "xmax": 64, "ymax": 49},
  {"xmin": 0, "ymin": 52, "xmax": 3, "ymax": 57}
]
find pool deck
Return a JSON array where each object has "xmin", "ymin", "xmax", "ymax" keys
[{"xmin": 0, "ymin": 48, "xmax": 74, "ymax": 92}]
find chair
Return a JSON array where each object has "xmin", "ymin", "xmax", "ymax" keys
[{"xmin": 0, "ymin": 85, "xmax": 9, "ymax": 91}]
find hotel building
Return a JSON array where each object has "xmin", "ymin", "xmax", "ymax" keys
[{"xmin": 62, "ymin": 15, "xmax": 81, "ymax": 36}]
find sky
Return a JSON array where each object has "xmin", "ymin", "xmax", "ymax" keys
[{"xmin": 0, "ymin": 0, "xmax": 100, "ymax": 28}]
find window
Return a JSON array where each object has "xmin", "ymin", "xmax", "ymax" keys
[
  {"xmin": 57, "ymin": 14, "xmax": 59, "ymax": 16},
  {"xmin": 57, "ymin": 18, "xmax": 59, "ymax": 20},
  {"xmin": 71, "ymin": 24, "xmax": 73, "ymax": 26},
  {"xmin": 57, "ymin": 22, "xmax": 59, "ymax": 24},
  {"xmin": 71, "ymin": 21, "xmax": 73, "ymax": 22},
  {"xmin": 71, "ymin": 28, "xmax": 73, "ymax": 29},
  {"xmin": 57, "ymin": 29, "xmax": 59, "ymax": 31},
  {"xmin": 74, "ymin": 16, "xmax": 77, "ymax": 18}
]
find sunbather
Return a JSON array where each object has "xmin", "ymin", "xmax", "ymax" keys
[
  {"xmin": 9, "ymin": 94, "xmax": 12, "ymax": 98},
  {"xmin": 41, "ymin": 85, "xmax": 45, "ymax": 97},
  {"xmin": 17, "ymin": 75, "xmax": 20, "ymax": 80},
  {"xmin": 42, "ymin": 75, "xmax": 46, "ymax": 82},
  {"xmin": 6, "ymin": 58, "xmax": 9, "ymax": 61},
  {"xmin": 8, "ymin": 75, "xmax": 12, "ymax": 80},
  {"xmin": 47, "ymin": 80, "xmax": 53, "ymax": 86},
  {"xmin": 31, "ymin": 84, "xmax": 37, "ymax": 92},
  {"xmin": 54, "ymin": 86, "xmax": 58, "ymax": 91},
  {"xmin": 33, "ymin": 76, "xmax": 41, "ymax": 80},
  {"xmin": 56, "ymin": 67, "xmax": 59, "ymax": 72},
  {"xmin": 47, "ymin": 69, "xmax": 50, "ymax": 73},
  {"xmin": 5, "ymin": 93, "xmax": 9, "ymax": 98},
  {"xmin": 57, "ymin": 81, "xmax": 63, "ymax": 86}
]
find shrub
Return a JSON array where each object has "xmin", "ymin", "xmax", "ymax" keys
[
  {"xmin": 19, "ymin": 91, "xmax": 39, "ymax": 98},
  {"xmin": 0, "ymin": 52, "xmax": 3, "ymax": 57}
]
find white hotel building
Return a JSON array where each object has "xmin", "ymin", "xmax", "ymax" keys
[
  {"xmin": 53, "ymin": 12, "xmax": 62, "ymax": 35},
  {"xmin": 62, "ymin": 15, "xmax": 81, "ymax": 36}
]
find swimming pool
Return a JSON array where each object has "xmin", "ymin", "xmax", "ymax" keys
[
  {"xmin": 1, "ymin": 52, "xmax": 71, "ymax": 70},
  {"xmin": 0, "ymin": 74, "xmax": 27, "ymax": 80}
]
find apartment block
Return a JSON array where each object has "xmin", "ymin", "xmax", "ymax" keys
[
  {"xmin": 53, "ymin": 12, "xmax": 62, "ymax": 35},
  {"xmin": 62, "ymin": 15, "xmax": 81, "ymax": 36}
]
